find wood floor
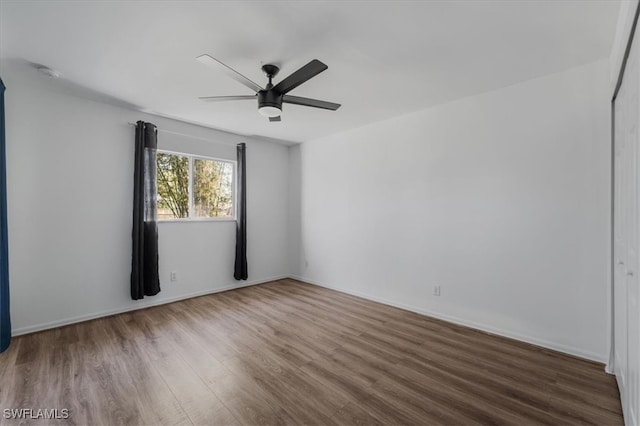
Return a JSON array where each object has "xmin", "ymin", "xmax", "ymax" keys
[{"xmin": 0, "ymin": 279, "xmax": 623, "ymax": 425}]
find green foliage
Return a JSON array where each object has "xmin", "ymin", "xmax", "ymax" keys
[
  {"xmin": 157, "ymin": 153, "xmax": 189, "ymax": 218},
  {"xmin": 194, "ymin": 158, "xmax": 233, "ymax": 217},
  {"xmin": 156, "ymin": 152, "xmax": 233, "ymax": 219}
]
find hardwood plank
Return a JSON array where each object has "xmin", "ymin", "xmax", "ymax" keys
[
  {"xmin": 208, "ymin": 371, "xmax": 297, "ymax": 425},
  {"xmin": 332, "ymin": 401, "xmax": 384, "ymax": 426},
  {"xmin": 0, "ymin": 279, "xmax": 623, "ymax": 425}
]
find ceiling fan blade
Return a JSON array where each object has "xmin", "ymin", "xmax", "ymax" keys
[
  {"xmin": 196, "ymin": 54, "xmax": 263, "ymax": 93},
  {"xmin": 199, "ymin": 95, "xmax": 256, "ymax": 102},
  {"xmin": 283, "ymin": 95, "xmax": 341, "ymax": 111},
  {"xmin": 273, "ymin": 59, "xmax": 328, "ymax": 95},
  {"xmin": 269, "ymin": 116, "xmax": 281, "ymax": 122}
]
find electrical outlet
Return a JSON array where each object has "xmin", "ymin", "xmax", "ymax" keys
[
  {"xmin": 433, "ymin": 285, "xmax": 441, "ymax": 296},
  {"xmin": 170, "ymin": 271, "xmax": 177, "ymax": 282}
]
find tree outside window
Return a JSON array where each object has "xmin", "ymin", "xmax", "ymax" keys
[{"xmin": 156, "ymin": 151, "xmax": 234, "ymax": 220}]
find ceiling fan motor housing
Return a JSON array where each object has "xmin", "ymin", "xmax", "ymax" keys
[{"xmin": 258, "ymin": 89, "xmax": 283, "ymax": 111}]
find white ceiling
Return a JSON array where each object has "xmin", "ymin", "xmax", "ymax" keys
[{"xmin": 0, "ymin": 0, "xmax": 621, "ymax": 144}]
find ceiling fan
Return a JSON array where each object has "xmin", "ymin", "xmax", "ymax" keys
[{"xmin": 196, "ymin": 54, "xmax": 341, "ymax": 122}]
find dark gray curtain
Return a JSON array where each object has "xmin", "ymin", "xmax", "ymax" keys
[
  {"xmin": 234, "ymin": 143, "xmax": 248, "ymax": 280},
  {"xmin": 131, "ymin": 121, "xmax": 160, "ymax": 300},
  {"xmin": 0, "ymin": 78, "xmax": 10, "ymax": 353}
]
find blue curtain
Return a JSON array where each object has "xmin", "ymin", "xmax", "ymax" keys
[{"xmin": 0, "ymin": 78, "xmax": 10, "ymax": 353}]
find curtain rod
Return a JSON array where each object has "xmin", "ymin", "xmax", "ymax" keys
[{"xmin": 127, "ymin": 122, "xmax": 239, "ymax": 145}]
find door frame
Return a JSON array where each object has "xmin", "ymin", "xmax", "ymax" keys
[{"xmin": 611, "ymin": 3, "xmax": 640, "ymax": 424}]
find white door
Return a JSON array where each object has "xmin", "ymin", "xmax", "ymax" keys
[
  {"xmin": 614, "ymin": 103, "xmax": 627, "ymax": 414},
  {"xmin": 614, "ymin": 19, "xmax": 640, "ymax": 426},
  {"xmin": 629, "ymin": 61, "xmax": 639, "ymax": 424},
  {"xmin": 614, "ymin": 72, "xmax": 629, "ymax": 421}
]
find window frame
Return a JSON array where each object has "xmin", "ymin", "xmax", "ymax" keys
[{"xmin": 156, "ymin": 149, "xmax": 237, "ymax": 222}]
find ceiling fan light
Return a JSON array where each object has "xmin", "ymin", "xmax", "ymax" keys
[{"xmin": 258, "ymin": 105, "xmax": 281, "ymax": 117}]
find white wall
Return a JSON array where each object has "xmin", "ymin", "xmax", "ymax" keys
[
  {"xmin": 290, "ymin": 59, "xmax": 611, "ymax": 361},
  {"xmin": 2, "ymin": 57, "xmax": 613, "ymax": 363},
  {"xmin": 610, "ymin": 0, "xmax": 639, "ymax": 93},
  {"xmin": 4, "ymin": 74, "xmax": 290, "ymax": 334}
]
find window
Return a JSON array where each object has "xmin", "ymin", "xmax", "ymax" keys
[{"xmin": 156, "ymin": 151, "xmax": 235, "ymax": 220}]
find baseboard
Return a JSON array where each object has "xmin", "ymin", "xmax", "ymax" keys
[
  {"xmin": 605, "ymin": 363, "xmax": 615, "ymax": 375},
  {"xmin": 12, "ymin": 274, "xmax": 288, "ymax": 336},
  {"xmin": 289, "ymin": 275, "xmax": 607, "ymax": 364},
  {"xmin": 17, "ymin": 273, "xmax": 607, "ymax": 364}
]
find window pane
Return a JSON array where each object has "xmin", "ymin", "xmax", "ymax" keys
[
  {"xmin": 157, "ymin": 153, "xmax": 189, "ymax": 219},
  {"xmin": 193, "ymin": 158, "xmax": 234, "ymax": 218}
]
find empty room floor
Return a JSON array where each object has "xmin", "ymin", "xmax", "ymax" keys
[{"xmin": 0, "ymin": 279, "xmax": 623, "ymax": 425}]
